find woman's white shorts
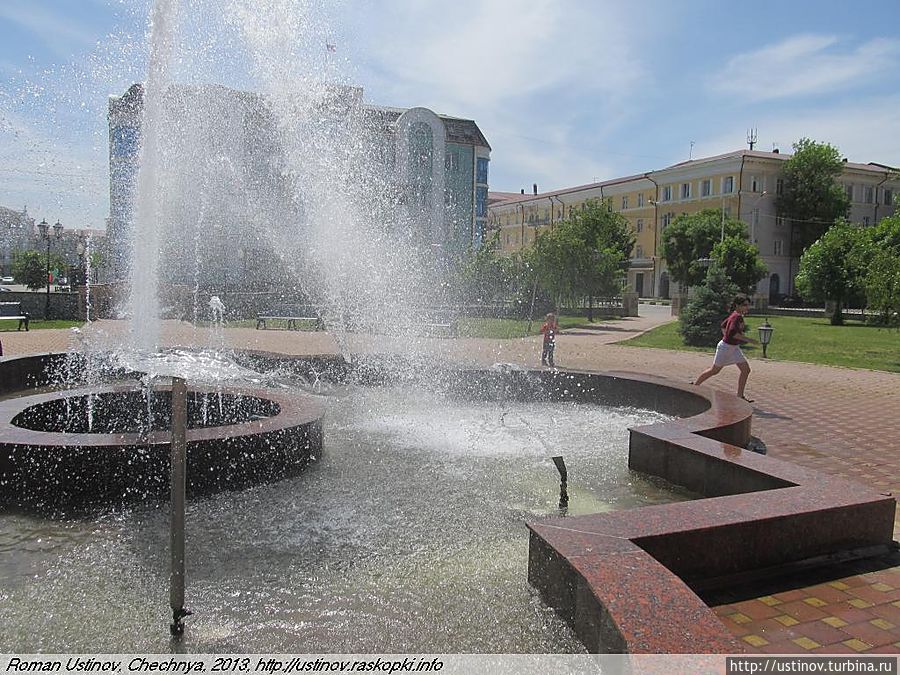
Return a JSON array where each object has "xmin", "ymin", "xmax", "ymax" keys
[{"xmin": 713, "ymin": 340, "xmax": 747, "ymax": 367}]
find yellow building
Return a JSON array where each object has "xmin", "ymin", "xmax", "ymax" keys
[{"xmin": 489, "ymin": 149, "xmax": 898, "ymax": 300}]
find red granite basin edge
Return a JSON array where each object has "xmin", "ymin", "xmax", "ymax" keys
[{"xmin": 526, "ymin": 369, "xmax": 897, "ymax": 654}]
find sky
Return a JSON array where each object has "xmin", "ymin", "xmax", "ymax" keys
[{"xmin": 1, "ymin": 0, "xmax": 900, "ymax": 229}]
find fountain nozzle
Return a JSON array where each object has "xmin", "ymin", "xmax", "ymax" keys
[{"xmin": 170, "ymin": 607, "xmax": 192, "ymax": 636}]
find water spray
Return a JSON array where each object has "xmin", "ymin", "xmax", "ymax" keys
[{"xmin": 551, "ymin": 455, "xmax": 568, "ymax": 510}]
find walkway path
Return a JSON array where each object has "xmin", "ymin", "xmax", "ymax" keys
[{"xmin": 1, "ymin": 308, "xmax": 898, "ymax": 654}]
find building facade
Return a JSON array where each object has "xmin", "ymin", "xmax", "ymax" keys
[
  {"xmin": 107, "ymin": 83, "xmax": 490, "ymax": 284},
  {"xmin": 488, "ymin": 150, "xmax": 898, "ymax": 301},
  {"xmin": 0, "ymin": 206, "xmax": 35, "ymax": 278}
]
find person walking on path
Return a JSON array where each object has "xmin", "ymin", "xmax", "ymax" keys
[
  {"xmin": 540, "ymin": 312, "xmax": 558, "ymax": 367},
  {"xmin": 693, "ymin": 295, "xmax": 758, "ymax": 401}
]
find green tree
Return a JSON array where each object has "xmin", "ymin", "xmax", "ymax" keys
[
  {"xmin": 775, "ymin": 138, "xmax": 851, "ymax": 255},
  {"xmin": 795, "ymin": 220, "xmax": 867, "ymax": 325},
  {"xmin": 678, "ymin": 263, "xmax": 739, "ymax": 347},
  {"xmin": 660, "ymin": 208, "xmax": 747, "ymax": 289},
  {"xmin": 456, "ymin": 231, "xmax": 526, "ymax": 306},
  {"xmin": 529, "ymin": 199, "xmax": 634, "ymax": 319},
  {"xmin": 861, "ymin": 214, "xmax": 900, "ymax": 325},
  {"xmin": 12, "ymin": 250, "xmax": 67, "ymax": 291},
  {"xmin": 710, "ymin": 237, "xmax": 767, "ymax": 295},
  {"xmin": 864, "ymin": 251, "xmax": 900, "ymax": 327}
]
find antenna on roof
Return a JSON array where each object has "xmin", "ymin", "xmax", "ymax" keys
[
  {"xmin": 689, "ymin": 140, "xmax": 695, "ymax": 160},
  {"xmin": 747, "ymin": 128, "xmax": 758, "ymax": 150}
]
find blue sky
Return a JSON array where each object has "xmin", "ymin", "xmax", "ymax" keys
[{"xmin": 2, "ymin": 0, "xmax": 900, "ymax": 228}]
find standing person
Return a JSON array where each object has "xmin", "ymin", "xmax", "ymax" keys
[
  {"xmin": 693, "ymin": 295, "xmax": 758, "ymax": 401},
  {"xmin": 540, "ymin": 312, "xmax": 558, "ymax": 367}
]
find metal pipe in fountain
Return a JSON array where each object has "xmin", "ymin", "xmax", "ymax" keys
[
  {"xmin": 551, "ymin": 456, "xmax": 568, "ymax": 511},
  {"xmin": 169, "ymin": 377, "xmax": 191, "ymax": 636}
]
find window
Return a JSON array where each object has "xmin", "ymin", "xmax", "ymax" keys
[
  {"xmin": 622, "ymin": 196, "xmax": 629, "ymax": 210},
  {"xmin": 776, "ymin": 178, "xmax": 784, "ymax": 196},
  {"xmin": 845, "ymin": 184, "xmax": 854, "ymax": 201},
  {"xmin": 722, "ymin": 176, "xmax": 734, "ymax": 194},
  {"xmin": 445, "ymin": 151, "xmax": 458, "ymax": 172},
  {"xmin": 476, "ymin": 186, "xmax": 487, "ymax": 217},
  {"xmin": 885, "ymin": 189, "xmax": 894, "ymax": 205},
  {"xmin": 662, "ymin": 186, "xmax": 672, "ymax": 201},
  {"xmin": 661, "ymin": 212, "xmax": 673, "ymax": 228},
  {"xmin": 863, "ymin": 216, "xmax": 871, "ymax": 226},
  {"xmin": 751, "ymin": 176, "xmax": 761, "ymax": 192},
  {"xmin": 476, "ymin": 157, "xmax": 489, "ymax": 184},
  {"xmin": 701, "ymin": 179, "xmax": 711, "ymax": 197},
  {"xmin": 637, "ymin": 193, "xmax": 645, "ymax": 207},
  {"xmin": 636, "ymin": 245, "xmax": 644, "ymax": 258},
  {"xmin": 864, "ymin": 186, "xmax": 874, "ymax": 204},
  {"xmin": 681, "ymin": 182, "xmax": 691, "ymax": 199},
  {"xmin": 776, "ymin": 215, "xmax": 786, "ymax": 227},
  {"xmin": 636, "ymin": 219, "xmax": 643, "ymax": 233},
  {"xmin": 774, "ymin": 240, "xmax": 783, "ymax": 256}
]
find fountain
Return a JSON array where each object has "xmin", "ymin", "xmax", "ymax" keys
[
  {"xmin": 4, "ymin": 0, "xmax": 894, "ymax": 657},
  {"xmin": 0, "ymin": 0, "xmax": 698, "ymax": 651}
]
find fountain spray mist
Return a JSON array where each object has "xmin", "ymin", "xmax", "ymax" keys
[
  {"xmin": 120, "ymin": 0, "xmax": 452, "ymax": 360},
  {"xmin": 128, "ymin": 0, "xmax": 180, "ymax": 353}
]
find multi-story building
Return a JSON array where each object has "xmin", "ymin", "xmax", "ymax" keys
[
  {"xmin": 0, "ymin": 206, "xmax": 35, "ymax": 277},
  {"xmin": 489, "ymin": 150, "xmax": 898, "ymax": 301},
  {"xmin": 0, "ymin": 205, "xmax": 106, "ymax": 283},
  {"xmin": 107, "ymin": 83, "xmax": 490, "ymax": 284}
]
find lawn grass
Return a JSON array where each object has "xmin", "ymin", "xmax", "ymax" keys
[
  {"xmin": 2, "ymin": 319, "xmax": 84, "ymax": 331},
  {"xmin": 623, "ymin": 314, "xmax": 900, "ymax": 373}
]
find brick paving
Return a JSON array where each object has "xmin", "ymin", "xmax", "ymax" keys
[{"xmin": 1, "ymin": 310, "xmax": 899, "ymax": 655}]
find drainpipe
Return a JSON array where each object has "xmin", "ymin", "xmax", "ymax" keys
[
  {"xmin": 646, "ymin": 173, "xmax": 660, "ymax": 296},
  {"xmin": 519, "ymin": 203, "xmax": 526, "ymax": 252},
  {"xmin": 874, "ymin": 172, "xmax": 890, "ymax": 224},
  {"xmin": 736, "ymin": 154, "xmax": 747, "ymax": 231},
  {"xmin": 552, "ymin": 195, "xmax": 565, "ymax": 230}
]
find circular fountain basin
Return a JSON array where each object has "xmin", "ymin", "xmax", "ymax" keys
[{"xmin": 0, "ymin": 383, "xmax": 324, "ymax": 511}]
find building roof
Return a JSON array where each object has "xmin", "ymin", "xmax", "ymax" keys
[
  {"xmin": 665, "ymin": 148, "xmax": 897, "ymax": 175},
  {"xmin": 363, "ymin": 104, "xmax": 490, "ymax": 149},
  {"xmin": 491, "ymin": 149, "xmax": 898, "ymax": 207},
  {"xmin": 0, "ymin": 206, "xmax": 31, "ymax": 228},
  {"xmin": 490, "ymin": 172, "xmax": 648, "ymax": 206},
  {"xmin": 111, "ymin": 83, "xmax": 491, "ymax": 149}
]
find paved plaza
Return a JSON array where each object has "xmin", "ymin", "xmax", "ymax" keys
[{"xmin": 1, "ymin": 307, "xmax": 898, "ymax": 654}]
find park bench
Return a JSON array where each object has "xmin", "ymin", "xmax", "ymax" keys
[
  {"xmin": 0, "ymin": 302, "xmax": 29, "ymax": 331},
  {"xmin": 417, "ymin": 309, "xmax": 459, "ymax": 337},
  {"xmin": 256, "ymin": 306, "xmax": 325, "ymax": 331}
]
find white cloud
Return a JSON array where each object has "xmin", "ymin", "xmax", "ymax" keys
[
  {"xmin": 357, "ymin": 0, "xmax": 645, "ymax": 113},
  {"xmin": 710, "ymin": 34, "xmax": 900, "ymax": 102}
]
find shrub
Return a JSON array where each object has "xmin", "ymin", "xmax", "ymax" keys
[{"xmin": 678, "ymin": 263, "xmax": 739, "ymax": 347}]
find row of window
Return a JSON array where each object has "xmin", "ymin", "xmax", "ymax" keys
[
  {"xmin": 844, "ymin": 184, "xmax": 893, "ymax": 205},
  {"xmin": 659, "ymin": 176, "xmax": 735, "ymax": 203}
]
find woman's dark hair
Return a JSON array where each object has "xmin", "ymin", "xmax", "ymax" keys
[{"xmin": 730, "ymin": 295, "xmax": 750, "ymax": 311}]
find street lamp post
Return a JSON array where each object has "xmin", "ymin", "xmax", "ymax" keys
[
  {"xmin": 37, "ymin": 218, "xmax": 63, "ymax": 319},
  {"xmin": 757, "ymin": 318, "xmax": 774, "ymax": 358}
]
